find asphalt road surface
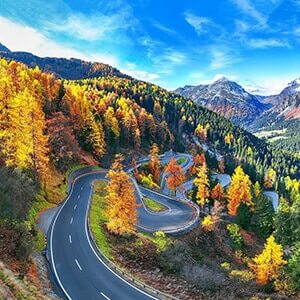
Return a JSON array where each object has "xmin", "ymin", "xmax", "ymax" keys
[{"xmin": 49, "ymin": 154, "xmax": 198, "ymax": 300}]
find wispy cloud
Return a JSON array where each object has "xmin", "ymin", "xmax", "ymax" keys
[
  {"xmin": 247, "ymin": 38, "xmax": 290, "ymax": 49},
  {"xmin": 231, "ymin": 0, "xmax": 268, "ymax": 28},
  {"xmin": 121, "ymin": 62, "xmax": 159, "ymax": 82},
  {"xmin": 151, "ymin": 21, "xmax": 178, "ymax": 36},
  {"xmin": 151, "ymin": 48, "xmax": 186, "ymax": 74},
  {"xmin": 46, "ymin": 10, "xmax": 135, "ymax": 41},
  {"xmin": 184, "ymin": 12, "xmax": 212, "ymax": 35},
  {"xmin": 210, "ymin": 48, "xmax": 239, "ymax": 70}
]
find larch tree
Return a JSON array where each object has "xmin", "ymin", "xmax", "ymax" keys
[
  {"xmin": 105, "ymin": 155, "xmax": 137, "ymax": 235},
  {"xmin": 218, "ymin": 158, "xmax": 225, "ymax": 173},
  {"xmin": 224, "ymin": 133, "xmax": 234, "ymax": 145},
  {"xmin": 227, "ymin": 166, "xmax": 253, "ymax": 216},
  {"xmin": 165, "ymin": 158, "xmax": 185, "ymax": 194},
  {"xmin": 264, "ymin": 168, "xmax": 277, "ymax": 189},
  {"xmin": 251, "ymin": 235, "xmax": 286, "ymax": 285},
  {"xmin": 190, "ymin": 153, "xmax": 206, "ymax": 175},
  {"xmin": 148, "ymin": 143, "xmax": 160, "ymax": 183},
  {"xmin": 194, "ymin": 163, "xmax": 210, "ymax": 210},
  {"xmin": 211, "ymin": 183, "xmax": 225, "ymax": 205}
]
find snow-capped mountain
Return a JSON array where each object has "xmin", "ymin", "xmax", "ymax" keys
[{"xmin": 174, "ymin": 77, "xmax": 269, "ymax": 127}]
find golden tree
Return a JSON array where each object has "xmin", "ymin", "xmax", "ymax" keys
[
  {"xmin": 251, "ymin": 235, "xmax": 286, "ymax": 285},
  {"xmin": 224, "ymin": 133, "xmax": 234, "ymax": 145},
  {"xmin": 264, "ymin": 168, "xmax": 276, "ymax": 189},
  {"xmin": 194, "ymin": 163, "xmax": 210, "ymax": 210},
  {"xmin": 148, "ymin": 143, "xmax": 160, "ymax": 183},
  {"xmin": 165, "ymin": 158, "xmax": 185, "ymax": 193},
  {"xmin": 105, "ymin": 155, "xmax": 137, "ymax": 235},
  {"xmin": 227, "ymin": 166, "xmax": 253, "ymax": 216}
]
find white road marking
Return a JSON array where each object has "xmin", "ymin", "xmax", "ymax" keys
[
  {"xmin": 100, "ymin": 292, "xmax": 111, "ymax": 300},
  {"xmin": 74, "ymin": 204, "xmax": 77, "ymax": 210},
  {"xmin": 70, "ymin": 217, "xmax": 73, "ymax": 224},
  {"xmin": 81, "ymin": 186, "xmax": 83, "ymax": 190},
  {"xmin": 78, "ymin": 194, "xmax": 80, "ymax": 199},
  {"xmin": 69, "ymin": 235, "xmax": 72, "ymax": 244},
  {"xmin": 75, "ymin": 259, "xmax": 82, "ymax": 271}
]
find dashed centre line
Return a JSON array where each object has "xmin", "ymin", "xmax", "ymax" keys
[
  {"xmin": 74, "ymin": 204, "xmax": 77, "ymax": 210},
  {"xmin": 70, "ymin": 217, "xmax": 73, "ymax": 224},
  {"xmin": 69, "ymin": 234, "xmax": 72, "ymax": 244},
  {"xmin": 100, "ymin": 292, "xmax": 111, "ymax": 300},
  {"xmin": 75, "ymin": 259, "xmax": 82, "ymax": 271}
]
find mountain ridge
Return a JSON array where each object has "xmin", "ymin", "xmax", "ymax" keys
[{"xmin": 0, "ymin": 44, "xmax": 130, "ymax": 80}]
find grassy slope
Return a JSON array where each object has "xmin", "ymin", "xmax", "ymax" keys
[
  {"xmin": 143, "ymin": 197, "xmax": 167, "ymax": 212},
  {"xmin": 89, "ymin": 180, "xmax": 112, "ymax": 259}
]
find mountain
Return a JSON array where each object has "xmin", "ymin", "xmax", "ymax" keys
[
  {"xmin": 0, "ymin": 43, "xmax": 130, "ymax": 80},
  {"xmin": 0, "ymin": 43, "xmax": 10, "ymax": 52},
  {"xmin": 261, "ymin": 78, "xmax": 300, "ymax": 106},
  {"xmin": 174, "ymin": 77, "xmax": 269, "ymax": 127},
  {"xmin": 251, "ymin": 79, "xmax": 300, "ymax": 152}
]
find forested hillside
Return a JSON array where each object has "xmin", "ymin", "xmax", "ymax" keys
[{"xmin": 0, "ymin": 57, "xmax": 299, "ymax": 277}]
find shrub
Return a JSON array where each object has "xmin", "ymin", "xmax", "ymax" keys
[
  {"xmin": 153, "ymin": 231, "xmax": 170, "ymax": 253},
  {"xmin": 227, "ymin": 223, "xmax": 243, "ymax": 250}
]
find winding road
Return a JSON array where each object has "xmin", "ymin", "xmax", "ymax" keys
[
  {"xmin": 48, "ymin": 153, "xmax": 198, "ymax": 300},
  {"xmin": 48, "ymin": 151, "xmax": 279, "ymax": 300}
]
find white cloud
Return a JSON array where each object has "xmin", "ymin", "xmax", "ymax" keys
[
  {"xmin": 243, "ymin": 79, "xmax": 289, "ymax": 95},
  {"xmin": 210, "ymin": 49, "xmax": 237, "ymax": 70},
  {"xmin": 247, "ymin": 38, "xmax": 290, "ymax": 49},
  {"xmin": 152, "ymin": 21, "xmax": 178, "ymax": 36},
  {"xmin": 121, "ymin": 62, "xmax": 159, "ymax": 82},
  {"xmin": 294, "ymin": 27, "xmax": 300, "ymax": 37},
  {"xmin": 232, "ymin": 0, "xmax": 268, "ymax": 28},
  {"xmin": 184, "ymin": 12, "xmax": 212, "ymax": 35},
  {"xmin": 46, "ymin": 9, "xmax": 134, "ymax": 41}
]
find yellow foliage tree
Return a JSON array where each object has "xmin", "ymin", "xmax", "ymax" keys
[
  {"xmin": 227, "ymin": 166, "xmax": 253, "ymax": 216},
  {"xmin": 105, "ymin": 155, "xmax": 137, "ymax": 235},
  {"xmin": 251, "ymin": 235, "xmax": 286, "ymax": 285},
  {"xmin": 264, "ymin": 168, "xmax": 276, "ymax": 189},
  {"xmin": 148, "ymin": 144, "xmax": 160, "ymax": 183},
  {"xmin": 194, "ymin": 163, "xmax": 210, "ymax": 210}
]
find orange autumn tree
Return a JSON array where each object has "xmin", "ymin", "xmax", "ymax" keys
[
  {"xmin": 190, "ymin": 152, "xmax": 206, "ymax": 175},
  {"xmin": 194, "ymin": 163, "xmax": 210, "ymax": 210},
  {"xmin": 251, "ymin": 235, "xmax": 286, "ymax": 285},
  {"xmin": 148, "ymin": 143, "xmax": 160, "ymax": 183},
  {"xmin": 227, "ymin": 166, "xmax": 252, "ymax": 216},
  {"xmin": 165, "ymin": 157, "xmax": 185, "ymax": 194},
  {"xmin": 211, "ymin": 183, "xmax": 225, "ymax": 205},
  {"xmin": 264, "ymin": 168, "xmax": 276, "ymax": 189},
  {"xmin": 105, "ymin": 155, "xmax": 137, "ymax": 235}
]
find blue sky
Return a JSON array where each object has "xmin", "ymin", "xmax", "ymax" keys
[{"xmin": 0, "ymin": 0, "xmax": 300, "ymax": 94}]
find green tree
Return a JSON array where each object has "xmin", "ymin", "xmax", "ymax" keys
[
  {"xmin": 251, "ymin": 194, "xmax": 274, "ymax": 239},
  {"xmin": 236, "ymin": 202, "xmax": 253, "ymax": 230},
  {"xmin": 287, "ymin": 242, "xmax": 300, "ymax": 291}
]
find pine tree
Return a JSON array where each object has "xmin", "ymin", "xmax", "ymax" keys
[
  {"xmin": 251, "ymin": 194, "xmax": 274, "ymax": 239},
  {"xmin": 251, "ymin": 235, "xmax": 286, "ymax": 285},
  {"xmin": 105, "ymin": 155, "xmax": 137, "ymax": 235}
]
